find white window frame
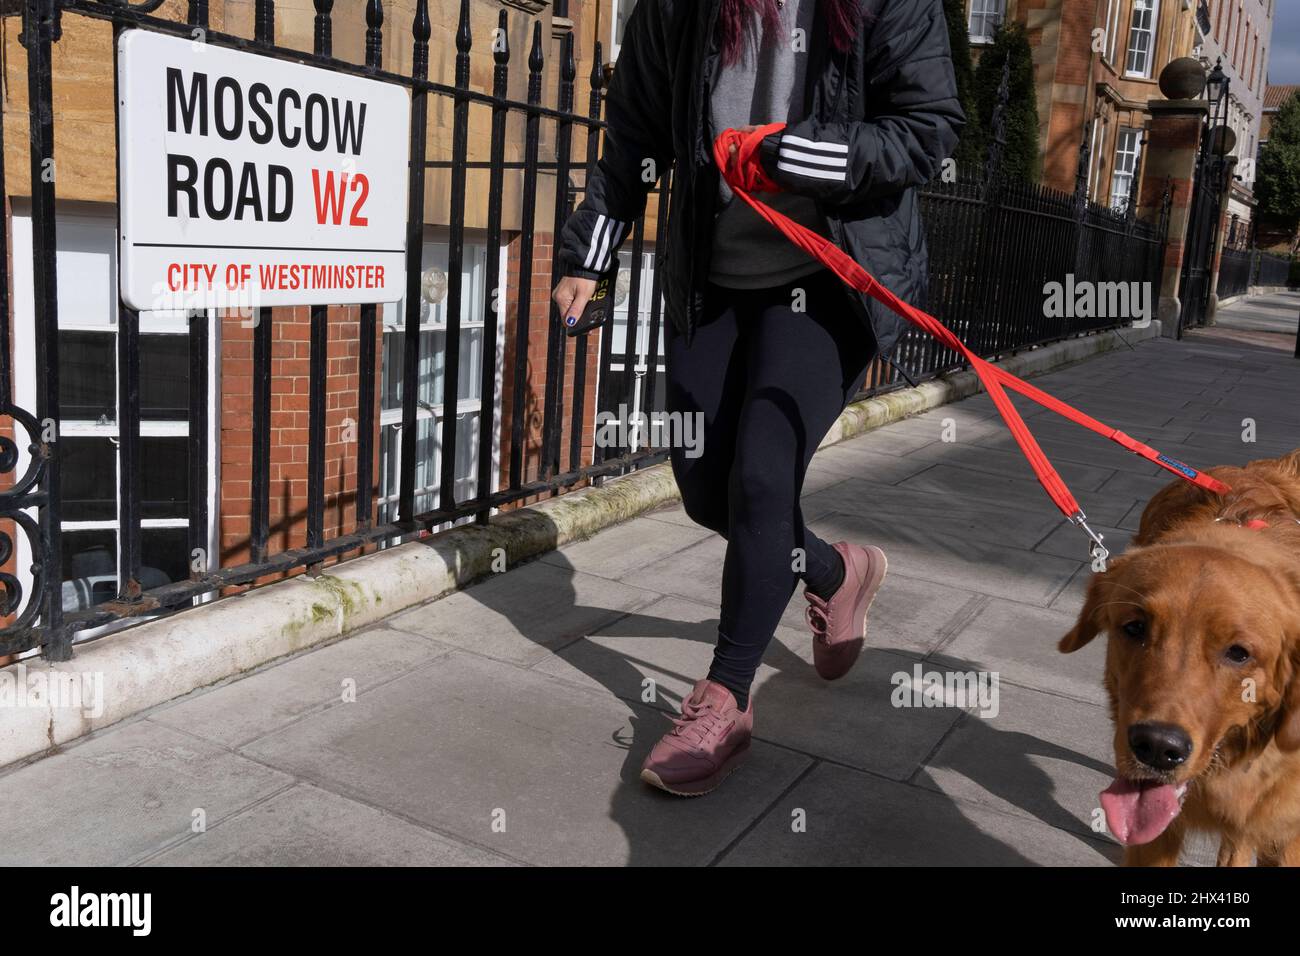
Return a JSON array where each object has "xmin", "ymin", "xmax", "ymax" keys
[
  {"xmin": 968, "ymin": 0, "xmax": 1006, "ymax": 43},
  {"xmin": 8, "ymin": 202, "xmax": 220, "ymax": 637},
  {"xmin": 1125, "ymin": 0, "xmax": 1161, "ymax": 78},
  {"xmin": 1110, "ymin": 127, "xmax": 1143, "ymax": 211},
  {"xmin": 1103, "ymin": 0, "xmax": 1122, "ymax": 65}
]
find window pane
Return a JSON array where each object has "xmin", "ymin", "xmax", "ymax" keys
[
  {"xmin": 1127, "ymin": 0, "xmax": 1157, "ymax": 75},
  {"xmin": 382, "ymin": 332, "xmax": 403, "ymax": 411},
  {"xmin": 140, "ymin": 335, "xmax": 190, "ymax": 420},
  {"xmin": 62, "ymin": 437, "xmax": 116, "ymax": 521},
  {"xmin": 59, "ymin": 331, "xmax": 116, "ymax": 422},
  {"xmin": 56, "ymin": 218, "xmax": 117, "ymax": 327},
  {"xmin": 380, "ymin": 328, "xmax": 486, "ymax": 410},
  {"xmin": 141, "ymin": 437, "xmax": 190, "ymax": 520},
  {"xmin": 419, "ymin": 328, "xmax": 447, "ymax": 407},
  {"xmin": 62, "ymin": 528, "xmax": 117, "ymax": 611},
  {"xmin": 141, "ymin": 527, "xmax": 190, "ymax": 587}
]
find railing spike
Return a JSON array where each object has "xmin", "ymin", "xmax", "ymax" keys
[
  {"xmin": 365, "ymin": 0, "xmax": 383, "ymax": 70},
  {"xmin": 313, "ymin": 0, "xmax": 333, "ymax": 57},
  {"xmin": 412, "ymin": 0, "xmax": 430, "ymax": 80},
  {"xmin": 590, "ymin": 40, "xmax": 603, "ymax": 88},
  {"xmin": 562, "ymin": 29, "xmax": 575, "ymax": 82},
  {"xmin": 494, "ymin": 9, "xmax": 509, "ymax": 65},
  {"xmin": 529, "ymin": 20, "xmax": 544, "ymax": 73},
  {"xmin": 456, "ymin": 0, "xmax": 472, "ymax": 53},
  {"xmin": 254, "ymin": 0, "xmax": 274, "ymax": 44}
]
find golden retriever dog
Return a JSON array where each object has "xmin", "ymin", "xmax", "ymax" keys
[{"xmin": 1060, "ymin": 450, "xmax": 1300, "ymax": 866}]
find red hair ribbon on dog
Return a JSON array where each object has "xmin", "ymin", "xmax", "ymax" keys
[{"xmin": 713, "ymin": 125, "xmax": 1232, "ymax": 562}]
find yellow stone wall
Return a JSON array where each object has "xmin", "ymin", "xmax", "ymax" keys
[{"xmin": 3, "ymin": 0, "xmax": 618, "ymax": 233}]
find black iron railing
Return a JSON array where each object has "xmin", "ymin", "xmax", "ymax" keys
[
  {"xmin": 1217, "ymin": 247, "xmax": 1254, "ymax": 298},
  {"xmin": 1256, "ymin": 252, "xmax": 1294, "ymax": 289},
  {"xmin": 1, "ymin": 0, "xmax": 1170, "ymax": 660},
  {"xmin": 1217, "ymin": 248, "xmax": 1297, "ymax": 298}
]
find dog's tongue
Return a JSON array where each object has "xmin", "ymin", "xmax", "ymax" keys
[{"xmin": 1101, "ymin": 777, "xmax": 1182, "ymax": 845}]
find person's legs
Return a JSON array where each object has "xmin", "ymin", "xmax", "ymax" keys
[
  {"xmin": 662, "ymin": 282, "xmax": 749, "ymax": 537},
  {"xmin": 663, "ymin": 278, "xmax": 867, "ymax": 595},
  {"xmin": 642, "ymin": 271, "xmax": 876, "ymax": 796},
  {"xmin": 706, "ymin": 269, "xmax": 877, "ymax": 708}
]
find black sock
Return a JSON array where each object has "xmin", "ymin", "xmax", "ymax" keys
[{"xmin": 804, "ymin": 547, "xmax": 845, "ymax": 600}]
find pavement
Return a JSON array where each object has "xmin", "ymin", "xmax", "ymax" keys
[{"xmin": 3, "ymin": 293, "xmax": 1297, "ymax": 867}]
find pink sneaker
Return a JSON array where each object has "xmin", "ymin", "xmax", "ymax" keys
[
  {"xmin": 804, "ymin": 542, "xmax": 888, "ymax": 680},
  {"xmin": 640, "ymin": 679, "xmax": 753, "ymax": 797}
]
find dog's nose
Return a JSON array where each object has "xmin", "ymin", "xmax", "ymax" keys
[{"xmin": 1128, "ymin": 722, "xmax": 1193, "ymax": 771}]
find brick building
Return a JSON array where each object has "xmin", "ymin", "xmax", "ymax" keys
[
  {"xmin": 1193, "ymin": 0, "xmax": 1275, "ymax": 247},
  {"xmin": 964, "ymin": 1, "xmax": 1238, "ymax": 213},
  {"xmin": 2, "ymin": 0, "xmax": 648, "ymax": 627}
]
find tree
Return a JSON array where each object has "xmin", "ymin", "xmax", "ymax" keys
[
  {"xmin": 1256, "ymin": 91, "xmax": 1300, "ymax": 234},
  {"xmin": 941, "ymin": 0, "xmax": 985, "ymax": 175},
  {"xmin": 972, "ymin": 20, "xmax": 1041, "ymax": 182}
]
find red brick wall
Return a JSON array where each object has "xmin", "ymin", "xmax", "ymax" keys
[{"xmin": 219, "ymin": 305, "xmax": 381, "ymax": 582}]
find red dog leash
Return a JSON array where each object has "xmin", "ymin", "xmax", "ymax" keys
[{"xmin": 714, "ymin": 124, "xmax": 1231, "ymax": 565}]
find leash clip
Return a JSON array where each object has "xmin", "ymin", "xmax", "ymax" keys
[{"xmin": 1070, "ymin": 511, "xmax": 1109, "ymax": 571}]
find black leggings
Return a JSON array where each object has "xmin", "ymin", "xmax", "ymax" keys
[{"xmin": 664, "ymin": 268, "xmax": 878, "ymax": 702}]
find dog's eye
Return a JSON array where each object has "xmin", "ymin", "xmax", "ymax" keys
[
  {"xmin": 1122, "ymin": 619, "xmax": 1146, "ymax": 640},
  {"xmin": 1224, "ymin": 644, "xmax": 1252, "ymax": 665}
]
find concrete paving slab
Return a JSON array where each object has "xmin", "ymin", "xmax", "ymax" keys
[
  {"xmin": 538, "ymin": 512, "xmax": 712, "ymax": 581},
  {"xmin": 748, "ymin": 645, "xmax": 970, "ymax": 779},
  {"xmin": 534, "ymin": 594, "xmax": 967, "ymax": 778},
  {"xmin": 913, "ymin": 682, "xmax": 1116, "ymax": 843},
  {"xmin": 902, "ymin": 441, "xmax": 1118, "ymax": 491},
  {"xmin": 530, "ymin": 592, "xmax": 793, "ymax": 705},
  {"xmin": 802, "ymin": 480, "xmax": 1062, "ymax": 550},
  {"xmin": 624, "ymin": 534, "xmax": 729, "ymax": 607},
  {"xmin": 895, "ymin": 465, "xmax": 1135, "ymax": 527},
  {"xmin": 935, "ymin": 598, "xmax": 1107, "ymax": 705},
  {"xmin": 240, "ymin": 651, "xmax": 812, "ymax": 866},
  {"xmin": 382, "ymin": 560, "xmax": 662, "ymax": 668},
  {"xmin": 805, "ymin": 441, "xmax": 939, "ymax": 484},
  {"xmin": 716, "ymin": 762, "xmax": 1117, "ymax": 866},
  {"xmin": 150, "ymin": 626, "xmax": 453, "ymax": 749},
  {"xmin": 0, "ymin": 720, "xmax": 293, "ymax": 866},
  {"xmin": 809, "ymin": 509, "xmax": 1080, "ymax": 606},
  {"xmin": 144, "ymin": 783, "xmax": 515, "ymax": 866}
]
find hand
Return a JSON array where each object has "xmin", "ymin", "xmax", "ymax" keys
[
  {"xmin": 727, "ymin": 124, "xmax": 761, "ymax": 176},
  {"xmin": 552, "ymin": 275, "xmax": 598, "ymax": 324}
]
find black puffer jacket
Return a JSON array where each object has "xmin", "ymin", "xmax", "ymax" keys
[{"xmin": 558, "ymin": 0, "xmax": 965, "ymax": 365}]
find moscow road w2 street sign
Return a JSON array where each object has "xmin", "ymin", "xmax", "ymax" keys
[{"xmin": 117, "ymin": 29, "xmax": 410, "ymax": 312}]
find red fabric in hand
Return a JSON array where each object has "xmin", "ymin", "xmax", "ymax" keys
[{"xmin": 714, "ymin": 123, "xmax": 786, "ymax": 195}]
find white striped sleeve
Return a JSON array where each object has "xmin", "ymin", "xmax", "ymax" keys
[
  {"xmin": 582, "ymin": 214, "xmax": 628, "ymax": 273},
  {"xmin": 774, "ymin": 133, "xmax": 849, "ymax": 184}
]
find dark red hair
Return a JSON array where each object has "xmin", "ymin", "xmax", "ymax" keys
[{"xmin": 718, "ymin": 0, "xmax": 863, "ymax": 66}]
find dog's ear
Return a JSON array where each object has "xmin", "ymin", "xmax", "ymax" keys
[
  {"xmin": 1059, "ymin": 569, "xmax": 1112, "ymax": 654},
  {"xmin": 1276, "ymin": 642, "xmax": 1300, "ymax": 752},
  {"xmin": 1272, "ymin": 566, "xmax": 1300, "ymax": 751}
]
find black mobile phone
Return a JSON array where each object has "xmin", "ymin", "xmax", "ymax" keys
[{"xmin": 564, "ymin": 269, "xmax": 617, "ymax": 337}]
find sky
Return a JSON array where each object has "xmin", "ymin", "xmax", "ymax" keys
[{"xmin": 1268, "ymin": 0, "xmax": 1300, "ymax": 84}]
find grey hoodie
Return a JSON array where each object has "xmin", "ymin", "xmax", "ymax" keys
[{"xmin": 708, "ymin": 0, "xmax": 829, "ymax": 289}]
